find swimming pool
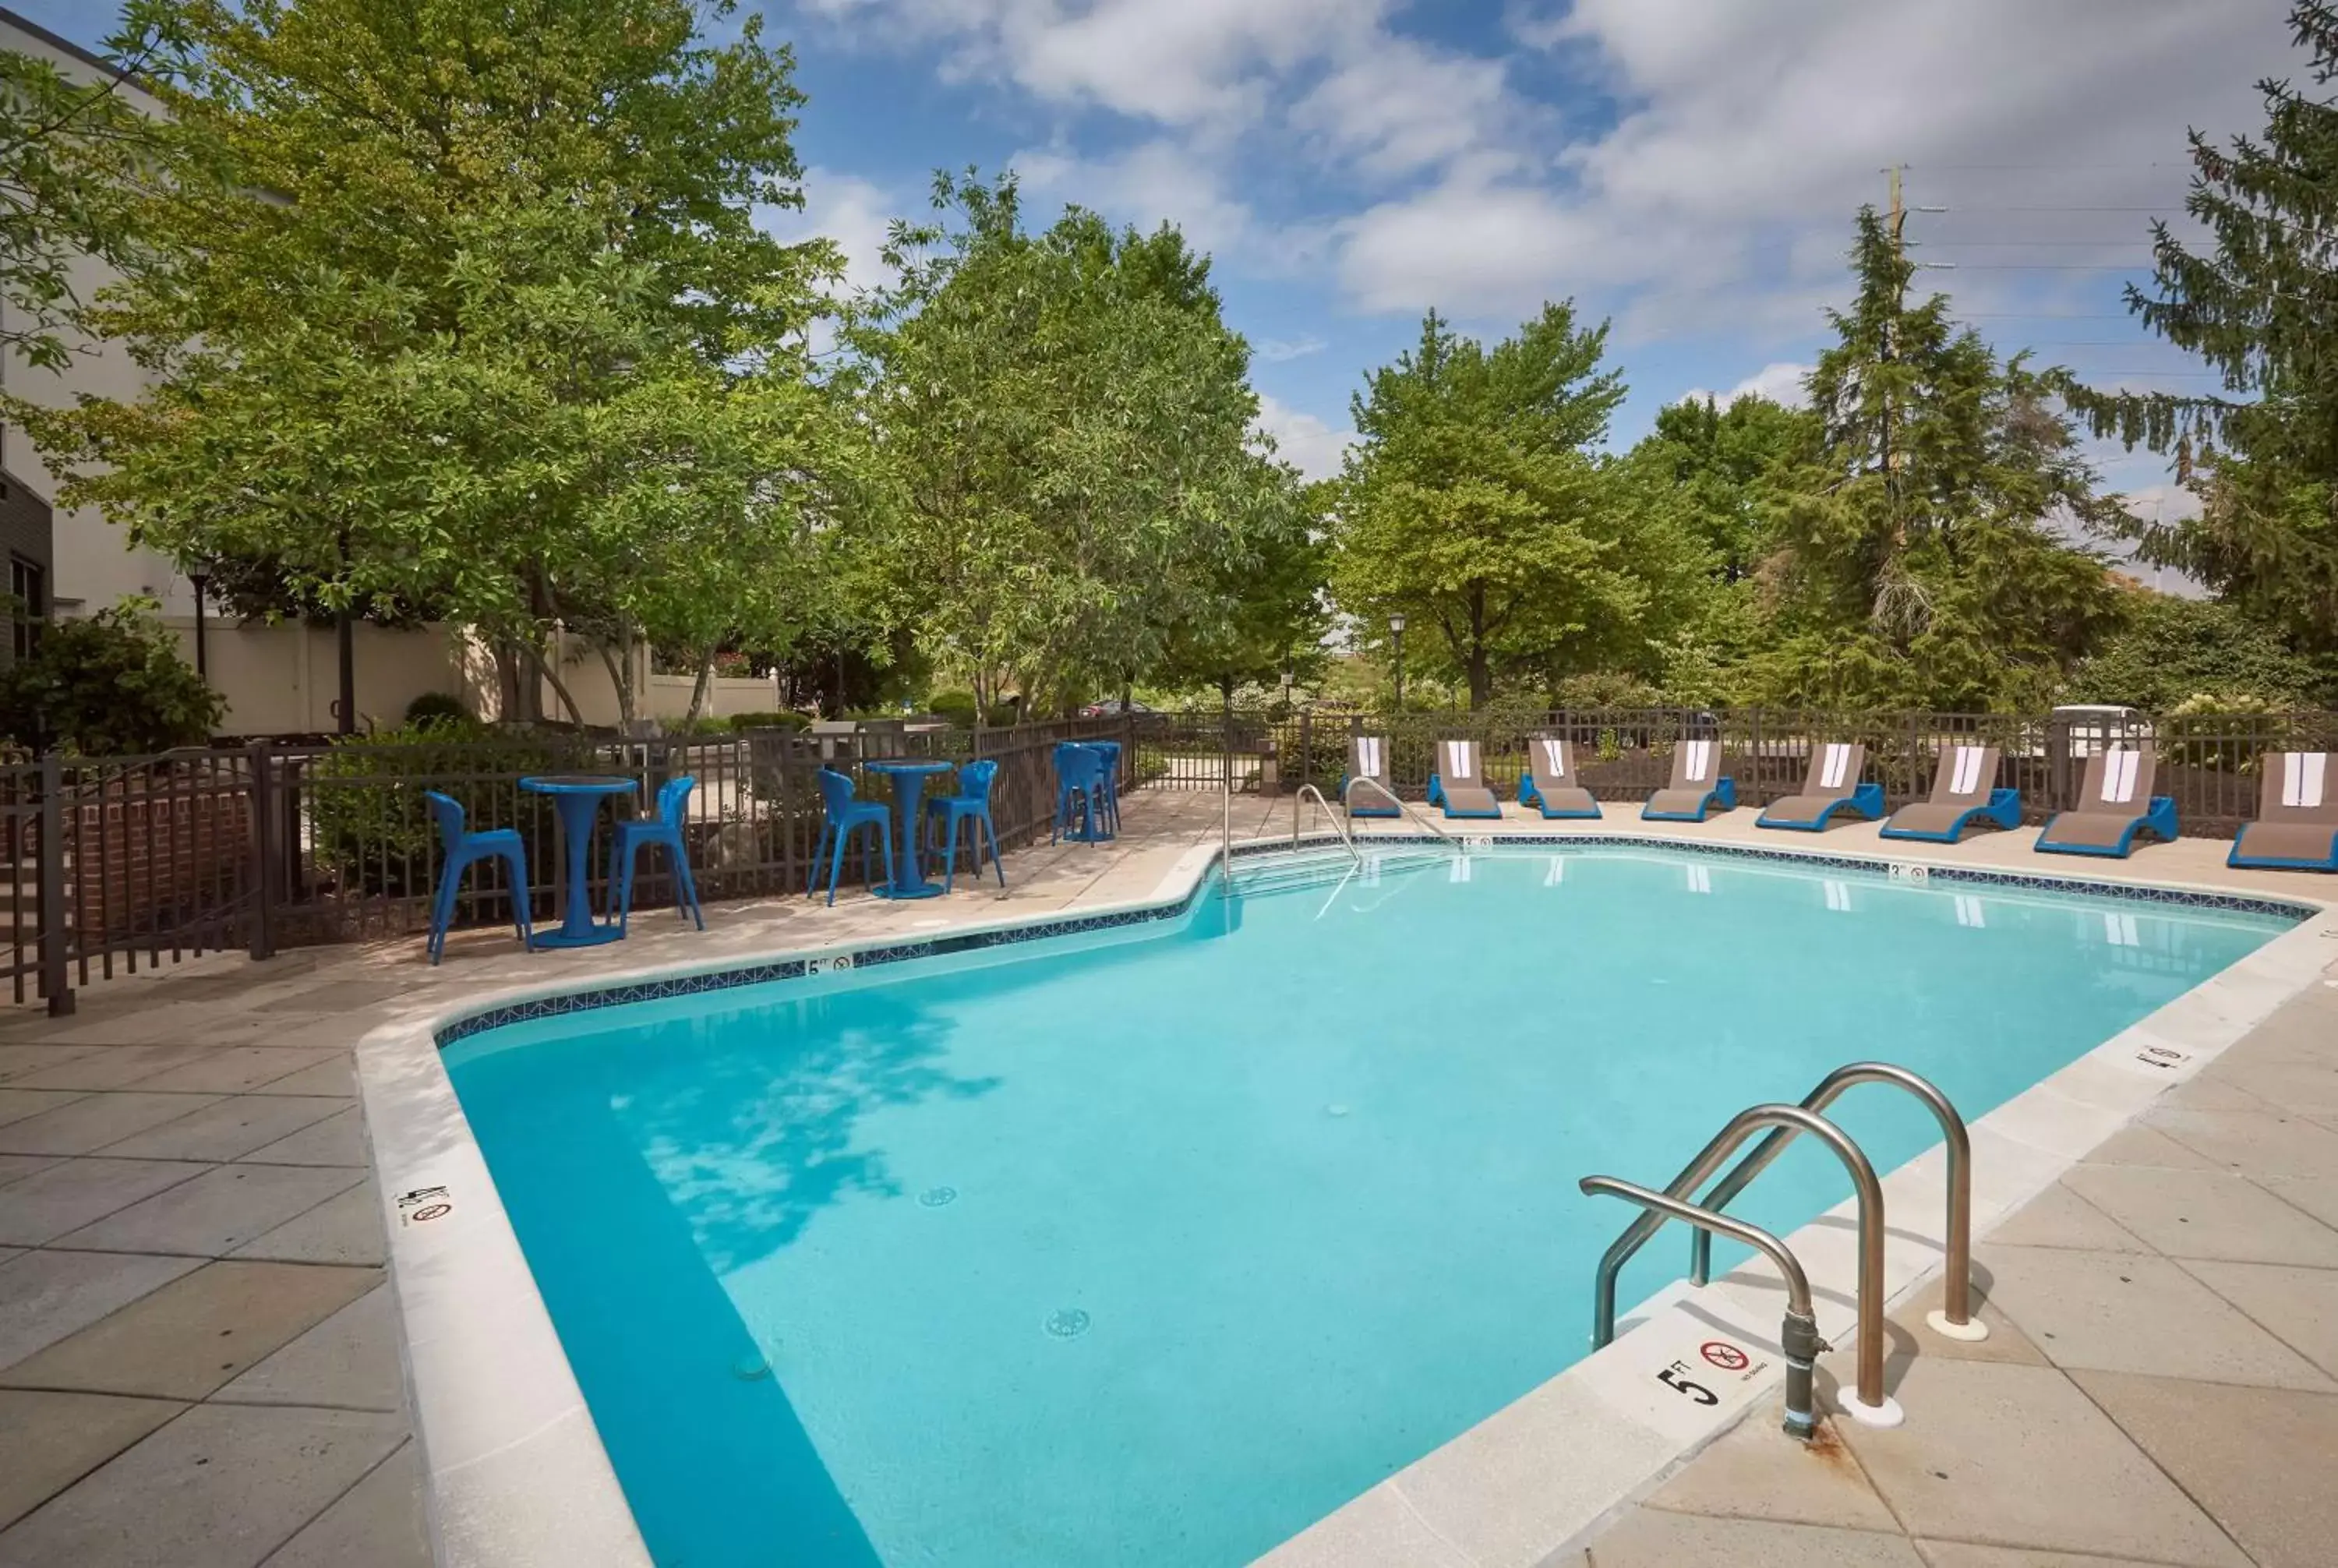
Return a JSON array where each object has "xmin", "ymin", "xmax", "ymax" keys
[{"xmin": 440, "ymin": 846, "xmax": 2297, "ymax": 1568}]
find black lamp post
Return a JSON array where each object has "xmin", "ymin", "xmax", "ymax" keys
[{"xmin": 1389, "ymin": 612, "xmax": 1407, "ymax": 713}]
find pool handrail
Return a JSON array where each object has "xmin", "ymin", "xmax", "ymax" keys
[
  {"xmin": 1687, "ymin": 1061, "xmax": 1981, "ymax": 1340},
  {"xmin": 1340, "ymin": 775, "xmax": 1462, "ymax": 853},
  {"xmin": 1579, "ymin": 1176, "xmax": 1824, "ymax": 1441},
  {"xmin": 1588, "ymin": 1103, "xmax": 1893, "ymax": 1418},
  {"xmin": 1290, "ymin": 783, "xmax": 1363, "ymax": 865}
]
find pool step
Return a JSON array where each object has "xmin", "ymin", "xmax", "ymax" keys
[{"xmin": 1227, "ymin": 845, "xmax": 1450, "ymax": 895}]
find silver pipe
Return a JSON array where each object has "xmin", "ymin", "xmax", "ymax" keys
[
  {"xmin": 1580, "ymin": 1177, "xmax": 1822, "ymax": 1441},
  {"xmin": 1590, "ymin": 1104, "xmax": 1888, "ymax": 1414},
  {"xmin": 1340, "ymin": 776, "xmax": 1461, "ymax": 853},
  {"xmin": 1688, "ymin": 1062, "xmax": 1973, "ymax": 1332},
  {"xmin": 1291, "ymin": 784, "xmax": 1361, "ymax": 864}
]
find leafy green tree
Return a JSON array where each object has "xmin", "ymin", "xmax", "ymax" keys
[
  {"xmin": 1747, "ymin": 208, "xmax": 2128, "ymax": 709},
  {"xmin": 1630, "ymin": 394, "xmax": 1814, "ymax": 583},
  {"xmin": 2064, "ymin": 1, "xmax": 2338, "ymax": 660},
  {"xmin": 2066, "ymin": 589, "xmax": 2336, "ymax": 708},
  {"xmin": 5, "ymin": 0, "xmax": 871, "ymax": 726},
  {"xmin": 849, "ymin": 173, "xmax": 1273, "ymax": 723},
  {"xmin": 1331, "ymin": 305, "xmax": 1709, "ymax": 708},
  {"xmin": 0, "ymin": 2, "xmax": 178, "ymax": 373},
  {"xmin": 1153, "ymin": 479, "xmax": 1330, "ymax": 712},
  {"xmin": 0, "ymin": 601, "xmax": 222, "ymax": 754}
]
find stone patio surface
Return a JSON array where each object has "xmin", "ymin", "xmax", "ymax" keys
[{"xmin": 0, "ymin": 784, "xmax": 2329, "ymax": 1566}]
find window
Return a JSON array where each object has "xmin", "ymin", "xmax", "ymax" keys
[{"xmin": 10, "ymin": 556, "xmax": 44, "ymax": 662}]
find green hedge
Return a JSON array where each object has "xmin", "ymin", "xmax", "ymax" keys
[{"xmin": 309, "ymin": 719, "xmax": 585, "ymax": 896}]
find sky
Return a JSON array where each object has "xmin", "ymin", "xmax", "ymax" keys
[{"xmin": 17, "ymin": 0, "xmax": 2308, "ymax": 529}]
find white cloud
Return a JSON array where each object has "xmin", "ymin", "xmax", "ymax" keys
[
  {"xmin": 761, "ymin": 167, "xmax": 901, "ymax": 300},
  {"xmin": 1255, "ymin": 335, "xmax": 1326, "ymax": 362},
  {"xmin": 1679, "ymin": 361, "xmax": 1813, "ymax": 410},
  {"xmin": 1014, "ymin": 138, "xmax": 1256, "ymax": 257},
  {"xmin": 1254, "ymin": 394, "xmax": 1352, "ymax": 481}
]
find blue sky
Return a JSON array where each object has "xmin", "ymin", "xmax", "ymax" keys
[{"xmin": 21, "ymin": 0, "xmax": 2305, "ymax": 521}]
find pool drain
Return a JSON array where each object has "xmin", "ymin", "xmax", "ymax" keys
[
  {"xmin": 918, "ymin": 1185, "xmax": 958, "ymax": 1208},
  {"xmin": 1044, "ymin": 1308, "xmax": 1090, "ymax": 1340},
  {"xmin": 732, "ymin": 1353, "xmax": 771, "ymax": 1381}
]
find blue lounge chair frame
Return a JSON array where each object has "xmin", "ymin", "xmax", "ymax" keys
[
  {"xmin": 1641, "ymin": 775, "xmax": 1737, "ymax": 822},
  {"xmin": 1425, "ymin": 772, "xmax": 1504, "ymax": 820},
  {"xmin": 1518, "ymin": 773, "xmax": 1602, "ymax": 819},
  {"xmin": 1757, "ymin": 781, "xmax": 1887, "ymax": 833},
  {"xmin": 1879, "ymin": 789, "xmax": 2022, "ymax": 844},
  {"xmin": 2036, "ymin": 796, "xmax": 2180, "ymax": 859}
]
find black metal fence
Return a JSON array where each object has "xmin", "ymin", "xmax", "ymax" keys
[
  {"xmin": 3, "ymin": 703, "xmax": 2329, "ymax": 1015},
  {"xmin": 2, "ymin": 717, "xmax": 1132, "ymax": 1015},
  {"xmin": 1141, "ymin": 704, "xmax": 2338, "ymax": 842}
]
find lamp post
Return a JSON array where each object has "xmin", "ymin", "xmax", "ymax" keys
[{"xmin": 1389, "ymin": 612, "xmax": 1407, "ymax": 714}]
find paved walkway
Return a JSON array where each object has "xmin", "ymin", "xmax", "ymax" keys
[{"xmin": 0, "ymin": 786, "xmax": 2329, "ymax": 1566}]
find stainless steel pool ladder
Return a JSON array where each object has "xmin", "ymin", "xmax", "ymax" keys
[
  {"xmin": 1340, "ymin": 776, "xmax": 1462, "ymax": 854},
  {"xmin": 1579, "ymin": 1178, "xmax": 1824, "ymax": 1441},
  {"xmin": 1289, "ymin": 784, "xmax": 1362, "ymax": 864},
  {"xmin": 1581, "ymin": 1064, "xmax": 1979, "ymax": 1429}
]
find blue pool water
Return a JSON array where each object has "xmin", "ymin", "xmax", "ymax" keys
[{"xmin": 443, "ymin": 849, "xmax": 2294, "ymax": 1568}]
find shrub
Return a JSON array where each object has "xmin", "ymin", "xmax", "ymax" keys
[
  {"xmin": 403, "ymin": 691, "xmax": 471, "ymax": 729},
  {"xmin": 927, "ymin": 688, "xmax": 977, "ymax": 728},
  {"xmin": 0, "ymin": 603, "xmax": 223, "ymax": 755},
  {"xmin": 726, "ymin": 711, "xmax": 808, "ymax": 732},
  {"xmin": 308, "ymin": 719, "xmax": 584, "ymax": 895}
]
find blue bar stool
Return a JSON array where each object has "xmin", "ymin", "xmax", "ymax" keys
[
  {"xmin": 422, "ymin": 790, "xmax": 533, "ymax": 965},
  {"xmin": 1086, "ymin": 740, "xmax": 1123, "ymax": 832},
  {"xmin": 924, "ymin": 759, "xmax": 1006, "ymax": 892},
  {"xmin": 1052, "ymin": 743, "xmax": 1107, "ymax": 843},
  {"xmin": 808, "ymin": 766, "xmax": 895, "ymax": 906},
  {"xmin": 610, "ymin": 775, "xmax": 705, "ymax": 934}
]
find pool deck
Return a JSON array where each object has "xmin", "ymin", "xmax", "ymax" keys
[{"xmin": 0, "ymin": 786, "xmax": 2331, "ymax": 1566}]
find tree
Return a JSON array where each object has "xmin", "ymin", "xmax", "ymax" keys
[
  {"xmin": 1631, "ymin": 393, "xmax": 1814, "ymax": 583},
  {"xmin": 4, "ymin": 0, "xmax": 873, "ymax": 727},
  {"xmin": 0, "ymin": 2, "xmax": 179, "ymax": 373},
  {"xmin": 2066, "ymin": 588, "xmax": 2336, "ymax": 708},
  {"xmin": 849, "ymin": 173, "xmax": 1272, "ymax": 722},
  {"xmin": 1153, "ymin": 478, "xmax": 1330, "ymax": 712},
  {"xmin": 1331, "ymin": 305, "xmax": 1708, "ymax": 708},
  {"xmin": 2064, "ymin": 1, "xmax": 2338, "ymax": 661},
  {"xmin": 1746, "ymin": 208, "xmax": 2128, "ymax": 710}
]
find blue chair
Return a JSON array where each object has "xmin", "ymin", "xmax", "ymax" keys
[
  {"xmin": 1084, "ymin": 740, "xmax": 1123, "ymax": 832},
  {"xmin": 422, "ymin": 790, "xmax": 532, "ymax": 965},
  {"xmin": 807, "ymin": 766, "xmax": 895, "ymax": 906},
  {"xmin": 1053, "ymin": 744, "xmax": 1107, "ymax": 843},
  {"xmin": 924, "ymin": 759, "xmax": 1007, "ymax": 892},
  {"xmin": 610, "ymin": 775, "xmax": 705, "ymax": 934}
]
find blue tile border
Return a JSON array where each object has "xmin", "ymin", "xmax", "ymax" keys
[{"xmin": 435, "ymin": 836, "xmax": 2316, "ymax": 1048}]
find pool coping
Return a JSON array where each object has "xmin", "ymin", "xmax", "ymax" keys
[{"xmin": 352, "ymin": 828, "xmax": 2338, "ymax": 1568}]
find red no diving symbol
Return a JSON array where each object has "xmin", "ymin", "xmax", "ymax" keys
[{"xmin": 1701, "ymin": 1340, "xmax": 1751, "ymax": 1372}]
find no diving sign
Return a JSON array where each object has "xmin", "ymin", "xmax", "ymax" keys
[
  {"xmin": 1632, "ymin": 1330, "xmax": 1774, "ymax": 1437},
  {"xmin": 397, "ymin": 1185, "xmax": 453, "ymax": 1227}
]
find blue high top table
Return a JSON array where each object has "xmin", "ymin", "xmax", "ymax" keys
[
  {"xmin": 863, "ymin": 759, "xmax": 956, "ymax": 899},
  {"xmin": 519, "ymin": 774, "xmax": 636, "ymax": 947}
]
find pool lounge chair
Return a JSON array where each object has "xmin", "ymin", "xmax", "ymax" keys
[
  {"xmin": 1757, "ymin": 742, "xmax": 1884, "ymax": 832},
  {"xmin": 1519, "ymin": 736, "xmax": 1601, "ymax": 819},
  {"xmin": 1881, "ymin": 744, "xmax": 2021, "ymax": 843},
  {"xmin": 2229, "ymin": 750, "xmax": 2338, "ymax": 871},
  {"xmin": 1641, "ymin": 738, "xmax": 1736, "ymax": 822},
  {"xmin": 1425, "ymin": 739, "xmax": 1504, "ymax": 819},
  {"xmin": 2035, "ymin": 743, "xmax": 2178, "ymax": 859},
  {"xmin": 1342, "ymin": 734, "xmax": 1401, "ymax": 818}
]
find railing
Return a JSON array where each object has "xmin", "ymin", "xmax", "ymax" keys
[
  {"xmin": 1341, "ymin": 776, "xmax": 1461, "ymax": 853},
  {"xmin": 1687, "ymin": 1063, "xmax": 1983, "ymax": 1340},
  {"xmin": 1587, "ymin": 1103, "xmax": 1898, "ymax": 1424},
  {"xmin": 1288, "ymin": 784, "xmax": 1361, "ymax": 863},
  {"xmin": 1579, "ymin": 1178, "xmax": 1824, "ymax": 1441},
  {"xmin": 1141, "ymin": 703, "xmax": 2338, "ymax": 841}
]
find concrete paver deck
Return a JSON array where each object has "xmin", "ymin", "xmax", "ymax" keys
[{"xmin": 0, "ymin": 786, "xmax": 2329, "ymax": 1565}]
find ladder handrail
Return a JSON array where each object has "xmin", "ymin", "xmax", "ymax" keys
[
  {"xmin": 1580, "ymin": 1176, "xmax": 1823, "ymax": 1440},
  {"xmin": 1290, "ymin": 783, "xmax": 1362, "ymax": 864},
  {"xmin": 1340, "ymin": 775, "xmax": 1461, "ymax": 853},
  {"xmin": 1591, "ymin": 1103, "xmax": 1890, "ymax": 1416},
  {"xmin": 1688, "ymin": 1061, "xmax": 1976, "ymax": 1334}
]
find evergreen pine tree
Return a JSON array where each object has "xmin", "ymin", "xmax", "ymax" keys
[
  {"xmin": 2066, "ymin": 0, "xmax": 2338, "ymax": 658},
  {"xmin": 1751, "ymin": 207, "xmax": 2128, "ymax": 710}
]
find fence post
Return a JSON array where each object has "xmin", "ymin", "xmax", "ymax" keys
[
  {"xmin": 246, "ymin": 741, "xmax": 276, "ymax": 962},
  {"xmin": 36, "ymin": 753, "xmax": 72, "ymax": 1016},
  {"xmin": 1748, "ymin": 708, "xmax": 1763, "ymax": 808},
  {"xmin": 1905, "ymin": 712, "xmax": 1921, "ymax": 815},
  {"xmin": 1297, "ymin": 708, "xmax": 1313, "ymax": 797}
]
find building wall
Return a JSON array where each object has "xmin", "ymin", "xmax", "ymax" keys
[
  {"xmin": 0, "ymin": 10, "xmax": 188, "ymax": 621},
  {"xmin": 162, "ymin": 617, "xmax": 483, "ymax": 736}
]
